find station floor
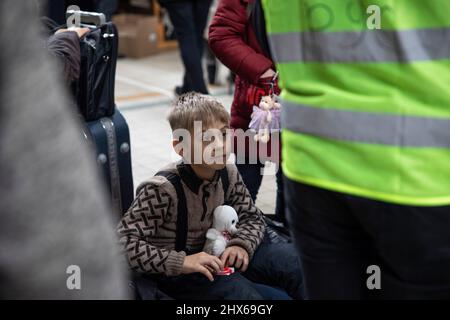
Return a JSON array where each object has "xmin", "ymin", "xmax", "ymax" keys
[{"xmin": 115, "ymin": 50, "xmax": 277, "ymax": 214}]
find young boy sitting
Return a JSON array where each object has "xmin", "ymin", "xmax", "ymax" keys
[{"xmin": 117, "ymin": 93, "xmax": 303, "ymax": 300}]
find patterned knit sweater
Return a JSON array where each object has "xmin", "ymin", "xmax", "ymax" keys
[{"xmin": 117, "ymin": 161, "xmax": 266, "ymax": 276}]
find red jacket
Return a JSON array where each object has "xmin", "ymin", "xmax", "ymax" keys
[{"xmin": 209, "ymin": 0, "xmax": 280, "ymax": 160}]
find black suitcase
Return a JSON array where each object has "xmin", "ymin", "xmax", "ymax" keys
[
  {"xmin": 70, "ymin": 10, "xmax": 133, "ymax": 218},
  {"xmin": 84, "ymin": 110, "xmax": 134, "ymax": 219}
]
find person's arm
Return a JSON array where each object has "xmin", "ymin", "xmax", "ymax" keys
[
  {"xmin": 208, "ymin": 0, "xmax": 273, "ymax": 83},
  {"xmin": 117, "ymin": 181, "xmax": 186, "ymax": 276},
  {"xmin": 46, "ymin": 28, "xmax": 88, "ymax": 83},
  {"xmin": 224, "ymin": 166, "xmax": 266, "ymax": 259}
]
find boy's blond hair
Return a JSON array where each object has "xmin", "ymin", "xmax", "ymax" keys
[{"xmin": 167, "ymin": 92, "xmax": 230, "ymax": 132}]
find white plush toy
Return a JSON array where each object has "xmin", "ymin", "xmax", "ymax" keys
[{"xmin": 203, "ymin": 205, "xmax": 239, "ymax": 257}]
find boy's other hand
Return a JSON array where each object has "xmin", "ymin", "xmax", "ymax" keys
[
  {"xmin": 182, "ymin": 252, "xmax": 224, "ymax": 282},
  {"xmin": 221, "ymin": 246, "xmax": 249, "ymax": 272}
]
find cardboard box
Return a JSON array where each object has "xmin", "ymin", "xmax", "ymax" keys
[{"xmin": 113, "ymin": 14, "xmax": 158, "ymax": 58}]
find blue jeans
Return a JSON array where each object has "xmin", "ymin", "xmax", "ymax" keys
[
  {"xmin": 153, "ymin": 272, "xmax": 291, "ymax": 300},
  {"xmin": 235, "ymin": 164, "xmax": 303, "ymax": 299},
  {"xmin": 151, "ymin": 272, "xmax": 291, "ymax": 300},
  {"xmin": 151, "ymin": 236, "xmax": 303, "ymax": 300},
  {"xmin": 155, "ymin": 272, "xmax": 266, "ymax": 300},
  {"xmin": 244, "ymin": 233, "xmax": 304, "ymax": 299},
  {"xmin": 253, "ymin": 283, "xmax": 292, "ymax": 300}
]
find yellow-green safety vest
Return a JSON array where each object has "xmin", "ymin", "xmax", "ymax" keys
[{"xmin": 262, "ymin": 0, "xmax": 450, "ymax": 206}]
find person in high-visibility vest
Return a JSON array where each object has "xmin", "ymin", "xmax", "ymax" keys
[{"xmin": 262, "ymin": 0, "xmax": 450, "ymax": 299}]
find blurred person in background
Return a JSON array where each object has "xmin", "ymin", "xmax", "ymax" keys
[
  {"xmin": 209, "ymin": 0, "xmax": 286, "ymax": 223},
  {"xmin": 159, "ymin": 0, "xmax": 212, "ymax": 95},
  {"xmin": 45, "ymin": 0, "xmax": 118, "ymax": 23},
  {"xmin": 204, "ymin": 0, "xmax": 219, "ymax": 86},
  {"xmin": 95, "ymin": 0, "xmax": 119, "ymax": 21},
  {"xmin": 0, "ymin": 0, "xmax": 128, "ymax": 299}
]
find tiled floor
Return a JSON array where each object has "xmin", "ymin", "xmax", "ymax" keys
[{"xmin": 115, "ymin": 50, "xmax": 277, "ymax": 214}]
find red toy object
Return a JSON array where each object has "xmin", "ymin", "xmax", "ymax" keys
[{"xmin": 216, "ymin": 267, "xmax": 235, "ymax": 276}]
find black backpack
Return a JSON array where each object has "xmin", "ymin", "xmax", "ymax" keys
[
  {"xmin": 73, "ymin": 19, "xmax": 118, "ymax": 121},
  {"xmin": 43, "ymin": 11, "xmax": 118, "ymax": 121}
]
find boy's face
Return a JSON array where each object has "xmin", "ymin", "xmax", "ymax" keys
[{"xmin": 173, "ymin": 120, "xmax": 231, "ymax": 171}]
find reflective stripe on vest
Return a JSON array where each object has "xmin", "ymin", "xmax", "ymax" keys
[
  {"xmin": 262, "ymin": 0, "xmax": 450, "ymax": 205},
  {"xmin": 282, "ymin": 101, "xmax": 450, "ymax": 148},
  {"xmin": 268, "ymin": 28, "xmax": 450, "ymax": 63}
]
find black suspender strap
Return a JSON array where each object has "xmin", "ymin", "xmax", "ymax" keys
[
  {"xmin": 155, "ymin": 171, "xmax": 188, "ymax": 252},
  {"xmin": 220, "ymin": 168, "xmax": 230, "ymax": 205}
]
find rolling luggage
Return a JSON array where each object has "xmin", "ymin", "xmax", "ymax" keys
[
  {"xmin": 84, "ymin": 110, "xmax": 134, "ymax": 219},
  {"xmin": 70, "ymin": 10, "xmax": 133, "ymax": 218}
]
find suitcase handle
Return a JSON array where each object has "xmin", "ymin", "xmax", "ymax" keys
[{"xmin": 66, "ymin": 9, "xmax": 106, "ymax": 28}]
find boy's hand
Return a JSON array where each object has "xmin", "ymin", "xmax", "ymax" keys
[
  {"xmin": 182, "ymin": 252, "xmax": 224, "ymax": 282},
  {"xmin": 221, "ymin": 246, "xmax": 249, "ymax": 272}
]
